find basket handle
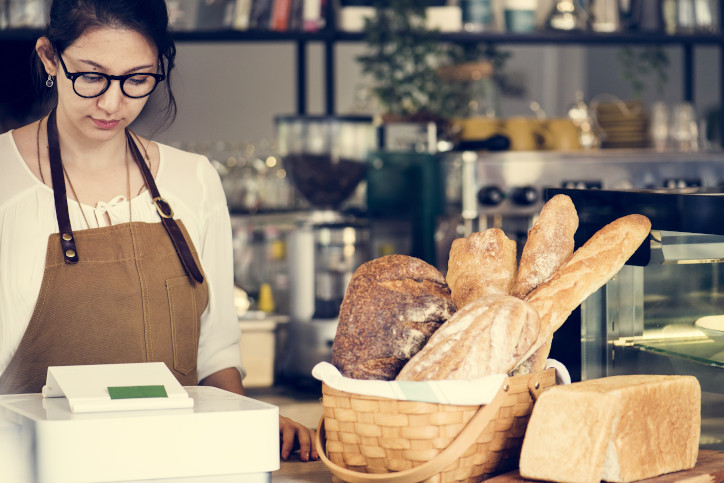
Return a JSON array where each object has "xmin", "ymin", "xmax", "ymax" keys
[
  {"xmin": 528, "ymin": 375, "xmax": 548, "ymax": 400},
  {"xmin": 315, "ymin": 376, "xmax": 512, "ymax": 483}
]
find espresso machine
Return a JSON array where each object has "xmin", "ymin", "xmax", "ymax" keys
[{"xmin": 275, "ymin": 115, "xmax": 376, "ymax": 383}]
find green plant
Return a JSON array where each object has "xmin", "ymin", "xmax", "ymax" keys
[
  {"xmin": 617, "ymin": 46, "xmax": 670, "ymax": 98},
  {"xmin": 357, "ymin": 0, "xmax": 444, "ymax": 118},
  {"xmin": 357, "ymin": 1, "xmax": 511, "ymax": 119},
  {"xmin": 357, "ymin": 1, "xmax": 515, "ymax": 120}
]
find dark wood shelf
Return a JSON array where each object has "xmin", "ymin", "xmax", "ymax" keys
[
  {"xmin": 171, "ymin": 29, "xmax": 330, "ymax": 42},
  {"xmin": 335, "ymin": 30, "xmax": 724, "ymax": 46},
  {"xmin": 2, "ymin": 27, "xmax": 722, "ymax": 46}
]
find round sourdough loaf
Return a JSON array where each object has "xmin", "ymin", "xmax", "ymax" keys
[{"xmin": 331, "ymin": 254, "xmax": 457, "ymax": 380}]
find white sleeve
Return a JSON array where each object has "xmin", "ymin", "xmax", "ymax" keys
[{"xmin": 194, "ymin": 160, "xmax": 246, "ymax": 383}]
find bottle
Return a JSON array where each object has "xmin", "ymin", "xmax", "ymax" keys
[{"xmin": 258, "ymin": 283, "xmax": 275, "ymax": 314}]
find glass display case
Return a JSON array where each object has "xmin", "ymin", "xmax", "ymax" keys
[{"xmin": 547, "ymin": 187, "xmax": 724, "ymax": 451}]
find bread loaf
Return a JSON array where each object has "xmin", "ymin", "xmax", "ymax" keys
[
  {"xmin": 512, "ymin": 194, "xmax": 578, "ymax": 299},
  {"xmin": 517, "ymin": 214, "xmax": 651, "ymax": 369},
  {"xmin": 446, "ymin": 228, "xmax": 517, "ymax": 310},
  {"xmin": 396, "ymin": 295, "xmax": 539, "ymax": 381},
  {"xmin": 330, "ymin": 255, "xmax": 456, "ymax": 380},
  {"xmin": 519, "ymin": 375, "xmax": 701, "ymax": 483}
]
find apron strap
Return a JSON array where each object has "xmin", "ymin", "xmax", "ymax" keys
[
  {"xmin": 125, "ymin": 130, "xmax": 205, "ymax": 284},
  {"xmin": 47, "ymin": 109, "xmax": 79, "ymax": 264},
  {"xmin": 45, "ymin": 108, "xmax": 203, "ymax": 283}
]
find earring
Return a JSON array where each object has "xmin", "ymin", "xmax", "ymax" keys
[{"xmin": 46, "ymin": 75, "xmax": 54, "ymax": 88}]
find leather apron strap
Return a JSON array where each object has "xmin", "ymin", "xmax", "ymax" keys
[
  {"xmin": 125, "ymin": 130, "xmax": 204, "ymax": 284},
  {"xmin": 46, "ymin": 109, "xmax": 79, "ymax": 264},
  {"xmin": 44, "ymin": 108, "xmax": 203, "ymax": 284}
]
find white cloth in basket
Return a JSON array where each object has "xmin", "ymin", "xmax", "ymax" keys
[{"xmin": 312, "ymin": 360, "xmax": 570, "ymax": 406}]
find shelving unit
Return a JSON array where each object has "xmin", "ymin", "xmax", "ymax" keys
[
  {"xmin": 184, "ymin": 27, "xmax": 723, "ymax": 144},
  {"xmin": 174, "ymin": 29, "xmax": 723, "ymax": 124},
  {"xmin": 2, "ymin": 18, "xmax": 723, "ymax": 142}
]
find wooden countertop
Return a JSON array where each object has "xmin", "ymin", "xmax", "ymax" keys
[
  {"xmin": 274, "ymin": 450, "xmax": 724, "ymax": 482},
  {"xmin": 274, "ymin": 453, "xmax": 329, "ymax": 482}
]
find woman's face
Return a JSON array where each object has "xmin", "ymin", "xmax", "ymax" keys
[{"xmin": 46, "ymin": 27, "xmax": 160, "ymax": 142}]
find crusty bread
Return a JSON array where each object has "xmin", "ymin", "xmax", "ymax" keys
[
  {"xmin": 445, "ymin": 228, "xmax": 517, "ymax": 310},
  {"xmin": 519, "ymin": 375, "xmax": 701, "ymax": 483},
  {"xmin": 517, "ymin": 214, "xmax": 651, "ymax": 370},
  {"xmin": 396, "ymin": 295, "xmax": 539, "ymax": 381},
  {"xmin": 330, "ymin": 254, "xmax": 456, "ymax": 380},
  {"xmin": 512, "ymin": 194, "xmax": 578, "ymax": 299}
]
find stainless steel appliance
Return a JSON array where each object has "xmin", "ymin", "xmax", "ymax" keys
[
  {"xmin": 446, "ymin": 150, "xmax": 724, "ymax": 261},
  {"xmin": 545, "ymin": 187, "xmax": 724, "ymax": 451},
  {"xmin": 275, "ymin": 115, "xmax": 376, "ymax": 382}
]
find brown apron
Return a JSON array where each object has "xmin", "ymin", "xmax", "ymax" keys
[{"xmin": 0, "ymin": 112, "xmax": 209, "ymax": 394}]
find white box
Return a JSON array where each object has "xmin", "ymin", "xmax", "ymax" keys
[
  {"xmin": 0, "ymin": 386, "xmax": 279, "ymax": 483},
  {"xmin": 426, "ymin": 6, "xmax": 463, "ymax": 32},
  {"xmin": 338, "ymin": 6, "xmax": 375, "ymax": 32}
]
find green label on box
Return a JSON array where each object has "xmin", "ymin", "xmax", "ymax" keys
[{"xmin": 108, "ymin": 385, "xmax": 168, "ymax": 399}]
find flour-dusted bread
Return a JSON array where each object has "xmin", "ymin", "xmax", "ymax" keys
[
  {"xmin": 519, "ymin": 375, "xmax": 701, "ymax": 483},
  {"xmin": 446, "ymin": 228, "xmax": 517, "ymax": 310},
  {"xmin": 512, "ymin": 194, "xmax": 578, "ymax": 299},
  {"xmin": 396, "ymin": 295, "xmax": 539, "ymax": 381},
  {"xmin": 330, "ymin": 255, "xmax": 456, "ymax": 380},
  {"xmin": 517, "ymin": 214, "xmax": 651, "ymax": 371}
]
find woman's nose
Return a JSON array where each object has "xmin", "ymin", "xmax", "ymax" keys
[{"xmin": 96, "ymin": 80, "xmax": 125, "ymax": 112}]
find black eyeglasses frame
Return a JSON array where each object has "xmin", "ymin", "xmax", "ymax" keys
[{"xmin": 54, "ymin": 47, "xmax": 166, "ymax": 99}]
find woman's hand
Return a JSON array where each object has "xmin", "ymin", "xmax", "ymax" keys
[{"xmin": 280, "ymin": 415, "xmax": 319, "ymax": 462}]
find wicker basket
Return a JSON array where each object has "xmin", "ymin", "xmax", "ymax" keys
[{"xmin": 315, "ymin": 368, "xmax": 556, "ymax": 483}]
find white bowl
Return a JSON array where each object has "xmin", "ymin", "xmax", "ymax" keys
[{"xmin": 694, "ymin": 315, "xmax": 724, "ymax": 344}]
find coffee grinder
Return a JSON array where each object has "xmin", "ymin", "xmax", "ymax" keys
[{"xmin": 275, "ymin": 115, "xmax": 376, "ymax": 382}]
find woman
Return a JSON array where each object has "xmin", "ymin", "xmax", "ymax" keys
[{"xmin": 0, "ymin": 0, "xmax": 317, "ymax": 462}]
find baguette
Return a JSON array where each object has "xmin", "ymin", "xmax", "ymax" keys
[
  {"xmin": 517, "ymin": 214, "xmax": 651, "ymax": 370},
  {"xmin": 396, "ymin": 295, "xmax": 539, "ymax": 381},
  {"xmin": 445, "ymin": 228, "xmax": 517, "ymax": 310},
  {"xmin": 512, "ymin": 194, "xmax": 578, "ymax": 299}
]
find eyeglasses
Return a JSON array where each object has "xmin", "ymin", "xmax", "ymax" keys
[{"xmin": 55, "ymin": 49, "xmax": 166, "ymax": 99}]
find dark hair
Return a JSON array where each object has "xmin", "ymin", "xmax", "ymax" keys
[{"xmin": 38, "ymin": 0, "xmax": 177, "ymax": 129}]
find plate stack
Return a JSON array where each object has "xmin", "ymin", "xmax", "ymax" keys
[{"xmin": 595, "ymin": 100, "xmax": 650, "ymax": 149}]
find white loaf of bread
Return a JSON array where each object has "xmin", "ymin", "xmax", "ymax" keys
[{"xmin": 519, "ymin": 375, "xmax": 701, "ymax": 483}]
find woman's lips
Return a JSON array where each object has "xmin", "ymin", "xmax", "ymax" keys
[{"xmin": 92, "ymin": 118, "xmax": 120, "ymax": 129}]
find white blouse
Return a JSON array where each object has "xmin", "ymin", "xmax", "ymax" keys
[{"xmin": 0, "ymin": 130, "xmax": 245, "ymax": 382}]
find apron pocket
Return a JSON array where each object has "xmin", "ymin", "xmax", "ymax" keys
[{"xmin": 166, "ymin": 276, "xmax": 199, "ymax": 376}]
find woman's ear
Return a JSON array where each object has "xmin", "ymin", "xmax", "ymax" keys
[{"xmin": 36, "ymin": 37, "xmax": 58, "ymax": 76}]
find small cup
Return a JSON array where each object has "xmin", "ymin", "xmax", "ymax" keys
[
  {"xmin": 545, "ymin": 118, "xmax": 582, "ymax": 151},
  {"xmin": 461, "ymin": 0, "xmax": 497, "ymax": 32},
  {"xmin": 504, "ymin": 0, "xmax": 537, "ymax": 33},
  {"xmin": 503, "ymin": 117, "xmax": 551, "ymax": 151},
  {"xmin": 455, "ymin": 117, "xmax": 505, "ymax": 141}
]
